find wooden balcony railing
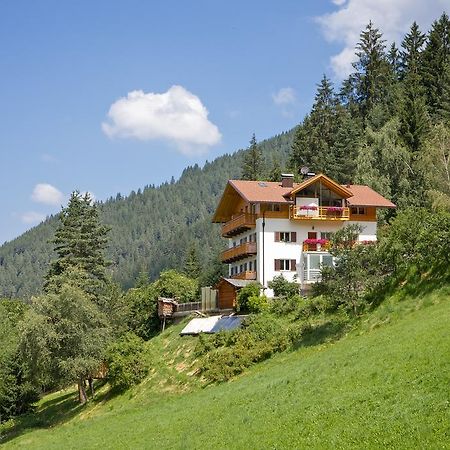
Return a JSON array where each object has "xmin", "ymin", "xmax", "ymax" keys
[
  {"xmin": 290, "ymin": 206, "xmax": 350, "ymax": 221},
  {"xmin": 222, "ymin": 242, "xmax": 257, "ymax": 263},
  {"xmin": 221, "ymin": 213, "xmax": 256, "ymax": 237},
  {"xmin": 231, "ymin": 270, "xmax": 257, "ymax": 280},
  {"xmin": 302, "ymin": 241, "xmax": 331, "ymax": 252}
]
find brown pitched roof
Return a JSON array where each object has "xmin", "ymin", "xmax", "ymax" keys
[
  {"xmin": 344, "ymin": 185, "xmax": 396, "ymax": 208},
  {"xmin": 229, "ymin": 180, "xmax": 294, "ymax": 204},
  {"xmin": 212, "ymin": 177, "xmax": 396, "ymax": 222}
]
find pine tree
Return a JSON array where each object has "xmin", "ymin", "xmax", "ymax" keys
[
  {"xmin": 290, "ymin": 75, "xmax": 339, "ymax": 174},
  {"xmin": 183, "ymin": 243, "xmax": 201, "ymax": 279},
  {"xmin": 388, "ymin": 42, "xmax": 401, "ymax": 77},
  {"xmin": 45, "ymin": 192, "xmax": 111, "ymax": 303},
  {"xmin": 399, "ymin": 22, "xmax": 429, "ymax": 152},
  {"xmin": 421, "ymin": 13, "xmax": 450, "ymax": 119},
  {"xmin": 351, "ymin": 21, "xmax": 393, "ymax": 124},
  {"xmin": 241, "ymin": 134, "xmax": 265, "ymax": 180},
  {"xmin": 400, "ymin": 22, "xmax": 426, "ymax": 78}
]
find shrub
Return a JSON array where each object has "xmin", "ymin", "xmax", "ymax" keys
[
  {"xmin": 198, "ymin": 314, "xmax": 305, "ymax": 382},
  {"xmin": 153, "ymin": 269, "xmax": 198, "ymax": 302},
  {"xmin": 106, "ymin": 333, "xmax": 149, "ymax": 390},
  {"xmin": 236, "ymin": 283, "xmax": 262, "ymax": 312},
  {"xmin": 268, "ymin": 275, "xmax": 299, "ymax": 298},
  {"xmin": 247, "ymin": 295, "xmax": 269, "ymax": 313}
]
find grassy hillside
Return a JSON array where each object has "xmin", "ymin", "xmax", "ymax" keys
[
  {"xmin": 0, "ymin": 131, "xmax": 294, "ymax": 299},
  {"xmin": 3, "ymin": 286, "xmax": 449, "ymax": 449}
]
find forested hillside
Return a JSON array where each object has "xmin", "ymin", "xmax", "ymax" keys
[
  {"xmin": 0, "ymin": 132, "xmax": 293, "ymax": 298},
  {"xmin": 2, "ymin": 13, "xmax": 450, "ymax": 300}
]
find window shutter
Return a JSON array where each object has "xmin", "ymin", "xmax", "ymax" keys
[
  {"xmin": 274, "ymin": 232, "xmax": 280, "ymax": 242},
  {"xmin": 291, "ymin": 232, "xmax": 297, "ymax": 243},
  {"xmin": 290, "ymin": 259, "xmax": 296, "ymax": 271},
  {"xmin": 274, "ymin": 259, "xmax": 281, "ymax": 271}
]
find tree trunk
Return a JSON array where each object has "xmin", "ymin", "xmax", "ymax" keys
[
  {"xmin": 88, "ymin": 377, "xmax": 94, "ymax": 398},
  {"xmin": 78, "ymin": 378, "xmax": 87, "ymax": 404}
]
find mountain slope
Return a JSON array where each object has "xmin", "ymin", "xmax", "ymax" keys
[
  {"xmin": 3, "ymin": 287, "xmax": 449, "ymax": 448},
  {"xmin": 0, "ymin": 131, "xmax": 294, "ymax": 298}
]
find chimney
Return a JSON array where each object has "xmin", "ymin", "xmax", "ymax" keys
[{"xmin": 281, "ymin": 173, "xmax": 294, "ymax": 188}]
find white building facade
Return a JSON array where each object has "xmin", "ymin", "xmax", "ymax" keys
[{"xmin": 213, "ymin": 174, "xmax": 395, "ymax": 298}]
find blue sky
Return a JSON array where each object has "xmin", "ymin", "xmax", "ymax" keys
[{"xmin": 0, "ymin": 0, "xmax": 446, "ymax": 243}]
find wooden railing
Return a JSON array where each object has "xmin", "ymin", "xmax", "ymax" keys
[
  {"xmin": 221, "ymin": 213, "xmax": 256, "ymax": 237},
  {"xmin": 290, "ymin": 206, "xmax": 350, "ymax": 221},
  {"xmin": 176, "ymin": 301, "xmax": 202, "ymax": 313},
  {"xmin": 302, "ymin": 242, "xmax": 331, "ymax": 252},
  {"xmin": 231, "ymin": 270, "xmax": 257, "ymax": 280},
  {"xmin": 222, "ymin": 242, "xmax": 257, "ymax": 263}
]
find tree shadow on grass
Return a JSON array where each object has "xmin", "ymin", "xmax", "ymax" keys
[
  {"xmin": 293, "ymin": 320, "xmax": 348, "ymax": 350},
  {"xmin": 1, "ymin": 380, "xmax": 120, "ymax": 445}
]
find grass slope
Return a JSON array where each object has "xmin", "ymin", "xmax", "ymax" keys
[{"xmin": 4, "ymin": 289, "xmax": 450, "ymax": 449}]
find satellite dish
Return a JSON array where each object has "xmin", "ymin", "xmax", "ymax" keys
[{"xmin": 300, "ymin": 166, "xmax": 310, "ymax": 175}]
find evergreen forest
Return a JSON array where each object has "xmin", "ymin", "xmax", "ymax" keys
[{"xmin": 1, "ymin": 14, "xmax": 450, "ymax": 300}]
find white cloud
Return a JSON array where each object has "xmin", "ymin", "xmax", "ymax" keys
[
  {"xmin": 40, "ymin": 153, "xmax": 58, "ymax": 163},
  {"xmin": 272, "ymin": 87, "xmax": 296, "ymax": 106},
  {"xmin": 21, "ymin": 211, "xmax": 46, "ymax": 225},
  {"xmin": 31, "ymin": 183, "xmax": 64, "ymax": 206},
  {"xmin": 317, "ymin": 0, "xmax": 448, "ymax": 79},
  {"xmin": 102, "ymin": 85, "xmax": 222, "ymax": 156}
]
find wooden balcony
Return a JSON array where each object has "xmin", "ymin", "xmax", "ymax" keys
[
  {"xmin": 290, "ymin": 206, "xmax": 350, "ymax": 221},
  {"xmin": 302, "ymin": 242, "xmax": 331, "ymax": 252},
  {"xmin": 221, "ymin": 242, "xmax": 257, "ymax": 263},
  {"xmin": 231, "ymin": 270, "xmax": 257, "ymax": 280},
  {"xmin": 221, "ymin": 213, "xmax": 256, "ymax": 237}
]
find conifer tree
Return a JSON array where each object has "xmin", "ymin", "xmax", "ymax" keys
[
  {"xmin": 241, "ymin": 134, "xmax": 265, "ymax": 180},
  {"xmin": 421, "ymin": 13, "xmax": 450, "ymax": 119},
  {"xmin": 45, "ymin": 192, "xmax": 111, "ymax": 307},
  {"xmin": 290, "ymin": 75, "xmax": 338, "ymax": 174},
  {"xmin": 183, "ymin": 243, "xmax": 201, "ymax": 279},
  {"xmin": 399, "ymin": 22, "xmax": 429, "ymax": 152},
  {"xmin": 351, "ymin": 21, "xmax": 393, "ymax": 124}
]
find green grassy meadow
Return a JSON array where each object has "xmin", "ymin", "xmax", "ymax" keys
[{"xmin": 3, "ymin": 287, "xmax": 450, "ymax": 449}]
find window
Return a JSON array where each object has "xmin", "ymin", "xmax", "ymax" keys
[
  {"xmin": 321, "ymin": 232, "xmax": 333, "ymax": 241},
  {"xmin": 351, "ymin": 207, "xmax": 366, "ymax": 215},
  {"xmin": 249, "ymin": 261, "xmax": 253, "ymax": 271},
  {"xmin": 274, "ymin": 259, "xmax": 296, "ymax": 271},
  {"xmin": 267, "ymin": 203, "xmax": 281, "ymax": 212},
  {"xmin": 275, "ymin": 231, "xmax": 297, "ymax": 243},
  {"xmin": 280, "ymin": 232, "xmax": 290, "ymax": 242}
]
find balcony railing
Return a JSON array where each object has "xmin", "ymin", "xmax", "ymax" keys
[
  {"xmin": 222, "ymin": 242, "xmax": 257, "ymax": 263},
  {"xmin": 231, "ymin": 270, "xmax": 257, "ymax": 280},
  {"xmin": 303, "ymin": 240, "xmax": 331, "ymax": 252},
  {"xmin": 290, "ymin": 206, "xmax": 350, "ymax": 221},
  {"xmin": 221, "ymin": 213, "xmax": 256, "ymax": 237}
]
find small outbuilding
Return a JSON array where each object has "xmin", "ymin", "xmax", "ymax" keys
[{"xmin": 214, "ymin": 278, "xmax": 253, "ymax": 310}]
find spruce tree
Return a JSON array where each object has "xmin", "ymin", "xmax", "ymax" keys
[
  {"xmin": 351, "ymin": 21, "xmax": 393, "ymax": 125},
  {"xmin": 421, "ymin": 13, "xmax": 450, "ymax": 119},
  {"xmin": 183, "ymin": 243, "xmax": 201, "ymax": 279},
  {"xmin": 241, "ymin": 134, "xmax": 265, "ymax": 180},
  {"xmin": 399, "ymin": 22, "xmax": 429, "ymax": 152},
  {"xmin": 290, "ymin": 75, "xmax": 339, "ymax": 174},
  {"xmin": 45, "ymin": 192, "xmax": 110, "ymax": 304}
]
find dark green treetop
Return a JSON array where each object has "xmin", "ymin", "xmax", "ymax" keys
[{"xmin": 241, "ymin": 134, "xmax": 265, "ymax": 180}]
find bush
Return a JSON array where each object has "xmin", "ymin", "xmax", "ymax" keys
[
  {"xmin": 247, "ymin": 295, "xmax": 269, "ymax": 313},
  {"xmin": 106, "ymin": 333, "xmax": 149, "ymax": 391},
  {"xmin": 197, "ymin": 314, "xmax": 305, "ymax": 382},
  {"xmin": 270, "ymin": 295, "xmax": 305, "ymax": 316},
  {"xmin": 236, "ymin": 283, "xmax": 262, "ymax": 312},
  {"xmin": 268, "ymin": 275, "xmax": 299, "ymax": 298},
  {"xmin": 153, "ymin": 270, "xmax": 198, "ymax": 302}
]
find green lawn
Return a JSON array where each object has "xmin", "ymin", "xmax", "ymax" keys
[{"xmin": 3, "ymin": 289, "xmax": 450, "ymax": 449}]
